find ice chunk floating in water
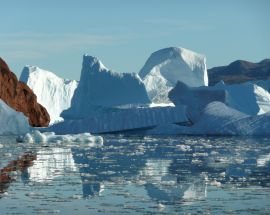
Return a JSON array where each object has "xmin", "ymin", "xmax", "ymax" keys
[{"xmin": 20, "ymin": 130, "xmax": 103, "ymax": 146}]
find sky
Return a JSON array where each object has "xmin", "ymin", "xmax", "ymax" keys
[{"xmin": 0, "ymin": 0, "xmax": 269, "ymax": 80}]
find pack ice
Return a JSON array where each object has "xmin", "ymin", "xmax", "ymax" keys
[{"xmin": 139, "ymin": 47, "xmax": 208, "ymax": 103}]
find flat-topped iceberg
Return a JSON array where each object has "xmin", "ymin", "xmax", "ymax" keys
[{"xmin": 139, "ymin": 47, "xmax": 208, "ymax": 103}]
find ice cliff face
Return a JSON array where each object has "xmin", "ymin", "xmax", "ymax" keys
[
  {"xmin": 139, "ymin": 47, "xmax": 208, "ymax": 103},
  {"xmin": 20, "ymin": 66, "xmax": 78, "ymax": 124},
  {"xmin": 0, "ymin": 99, "xmax": 29, "ymax": 135},
  {"xmin": 62, "ymin": 55, "xmax": 150, "ymax": 119},
  {"xmin": 47, "ymin": 105, "xmax": 188, "ymax": 134}
]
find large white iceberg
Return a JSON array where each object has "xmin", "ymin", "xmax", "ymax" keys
[
  {"xmin": 62, "ymin": 55, "xmax": 150, "ymax": 119},
  {"xmin": 148, "ymin": 102, "xmax": 270, "ymax": 136},
  {"xmin": 20, "ymin": 66, "xmax": 78, "ymax": 124},
  {"xmin": 0, "ymin": 99, "xmax": 29, "ymax": 135},
  {"xmin": 139, "ymin": 47, "xmax": 208, "ymax": 103},
  {"xmin": 185, "ymin": 102, "xmax": 270, "ymax": 136},
  {"xmin": 169, "ymin": 81, "xmax": 270, "ymax": 122},
  {"xmin": 47, "ymin": 105, "xmax": 188, "ymax": 134}
]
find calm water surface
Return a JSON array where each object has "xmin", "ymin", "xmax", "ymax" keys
[{"xmin": 0, "ymin": 135, "xmax": 270, "ymax": 214}]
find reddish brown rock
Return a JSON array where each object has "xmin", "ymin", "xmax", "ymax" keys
[{"xmin": 0, "ymin": 58, "xmax": 50, "ymax": 127}]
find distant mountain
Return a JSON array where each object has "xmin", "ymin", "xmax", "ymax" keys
[{"xmin": 208, "ymin": 59, "xmax": 270, "ymax": 85}]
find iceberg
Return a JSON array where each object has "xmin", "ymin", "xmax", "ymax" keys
[
  {"xmin": 139, "ymin": 47, "xmax": 208, "ymax": 103},
  {"xmin": 148, "ymin": 102, "xmax": 270, "ymax": 136},
  {"xmin": 62, "ymin": 55, "xmax": 150, "ymax": 119},
  {"xmin": 20, "ymin": 130, "xmax": 103, "ymax": 146},
  {"xmin": 181, "ymin": 102, "xmax": 248, "ymax": 135},
  {"xmin": 169, "ymin": 81, "xmax": 270, "ymax": 122},
  {"xmin": 47, "ymin": 105, "xmax": 188, "ymax": 134},
  {"xmin": 0, "ymin": 99, "xmax": 29, "ymax": 135},
  {"xmin": 20, "ymin": 66, "xmax": 78, "ymax": 124},
  {"xmin": 186, "ymin": 102, "xmax": 270, "ymax": 136}
]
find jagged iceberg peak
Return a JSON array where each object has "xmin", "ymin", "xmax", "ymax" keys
[
  {"xmin": 81, "ymin": 54, "xmax": 138, "ymax": 79},
  {"xmin": 139, "ymin": 47, "xmax": 208, "ymax": 103},
  {"xmin": 61, "ymin": 54, "xmax": 150, "ymax": 119},
  {"xmin": 20, "ymin": 66, "xmax": 78, "ymax": 124},
  {"xmin": 82, "ymin": 54, "xmax": 108, "ymax": 73}
]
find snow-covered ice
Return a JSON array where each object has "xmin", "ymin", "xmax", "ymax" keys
[
  {"xmin": 62, "ymin": 55, "xmax": 150, "ymax": 119},
  {"xmin": 20, "ymin": 66, "xmax": 78, "ymax": 124},
  {"xmin": 0, "ymin": 99, "xmax": 29, "ymax": 135},
  {"xmin": 139, "ymin": 47, "xmax": 208, "ymax": 103}
]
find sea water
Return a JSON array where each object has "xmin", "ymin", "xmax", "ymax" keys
[{"xmin": 0, "ymin": 135, "xmax": 270, "ymax": 214}]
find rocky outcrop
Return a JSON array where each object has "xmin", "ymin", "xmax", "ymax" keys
[{"xmin": 0, "ymin": 58, "xmax": 50, "ymax": 127}]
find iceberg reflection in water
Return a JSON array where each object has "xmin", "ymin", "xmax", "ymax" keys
[{"xmin": 0, "ymin": 135, "xmax": 270, "ymax": 214}]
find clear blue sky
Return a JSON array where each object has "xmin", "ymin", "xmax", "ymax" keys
[{"xmin": 0, "ymin": 0, "xmax": 269, "ymax": 80}]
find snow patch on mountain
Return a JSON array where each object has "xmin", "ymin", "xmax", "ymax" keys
[
  {"xmin": 0, "ymin": 99, "xmax": 29, "ymax": 135},
  {"xmin": 139, "ymin": 47, "xmax": 208, "ymax": 103},
  {"xmin": 20, "ymin": 66, "xmax": 78, "ymax": 124},
  {"xmin": 62, "ymin": 55, "xmax": 150, "ymax": 119}
]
